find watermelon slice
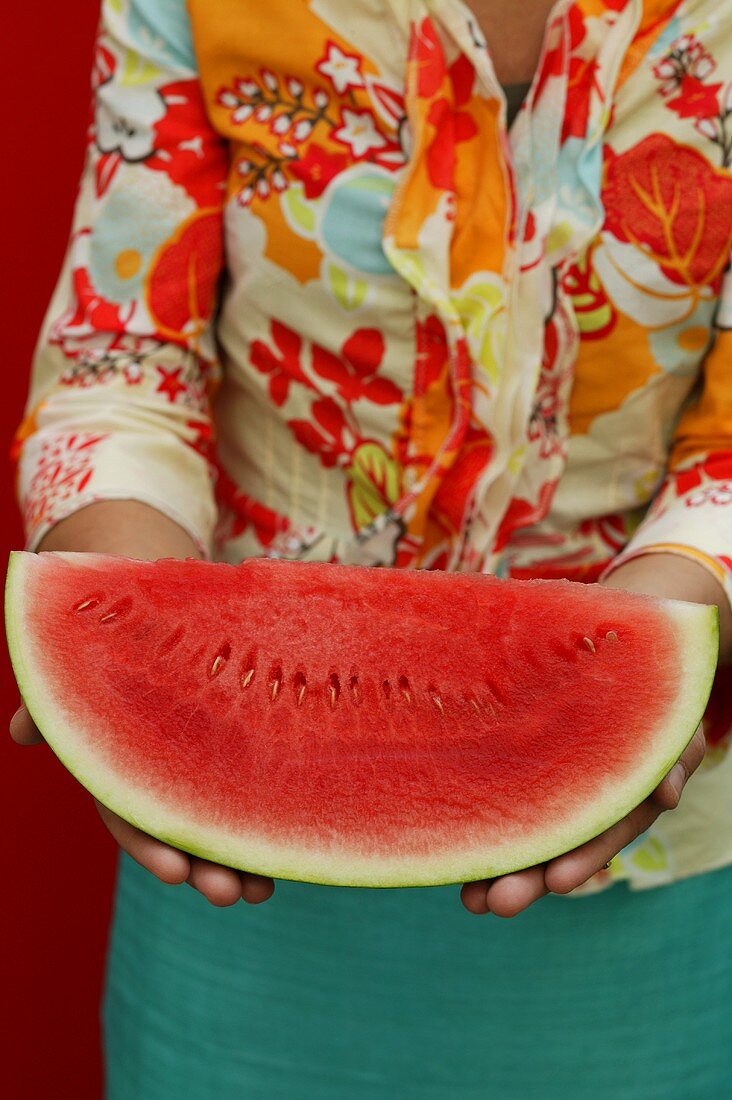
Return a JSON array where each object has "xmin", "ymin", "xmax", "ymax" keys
[{"xmin": 5, "ymin": 552, "xmax": 718, "ymax": 887}]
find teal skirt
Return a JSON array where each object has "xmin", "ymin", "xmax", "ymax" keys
[{"xmin": 103, "ymin": 854, "xmax": 732, "ymax": 1098}]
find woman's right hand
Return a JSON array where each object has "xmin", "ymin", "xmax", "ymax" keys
[
  {"xmin": 10, "ymin": 500, "xmax": 275, "ymax": 908},
  {"xmin": 10, "ymin": 705, "xmax": 274, "ymax": 906}
]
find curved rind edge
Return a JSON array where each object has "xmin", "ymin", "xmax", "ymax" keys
[{"xmin": 5, "ymin": 552, "xmax": 721, "ymax": 887}]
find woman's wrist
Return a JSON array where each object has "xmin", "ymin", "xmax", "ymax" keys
[
  {"xmin": 36, "ymin": 500, "xmax": 202, "ymax": 562},
  {"xmin": 602, "ymin": 552, "xmax": 730, "ymax": 664}
]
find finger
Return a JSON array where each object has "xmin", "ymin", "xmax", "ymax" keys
[
  {"xmin": 94, "ymin": 799, "xmax": 190, "ymax": 885},
  {"xmin": 241, "ymin": 873, "xmax": 276, "ymax": 905},
  {"xmin": 486, "ymin": 866, "xmax": 548, "ymax": 918},
  {"xmin": 187, "ymin": 859, "xmax": 244, "ymax": 908},
  {"xmin": 460, "ymin": 879, "xmax": 494, "ymax": 915},
  {"xmin": 9, "ymin": 705, "xmax": 44, "ymax": 746},
  {"xmin": 545, "ymin": 799, "xmax": 663, "ymax": 895},
  {"xmin": 652, "ymin": 724, "xmax": 706, "ymax": 811}
]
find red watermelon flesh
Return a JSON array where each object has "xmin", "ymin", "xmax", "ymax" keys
[{"xmin": 5, "ymin": 552, "xmax": 718, "ymax": 886}]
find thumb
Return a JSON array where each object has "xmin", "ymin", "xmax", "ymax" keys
[{"xmin": 9, "ymin": 704, "xmax": 45, "ymax": 746}]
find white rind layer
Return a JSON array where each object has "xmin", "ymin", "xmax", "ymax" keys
[{"xmin": 5, "ymin": 551, "xmax": 720, "ymax": 887}]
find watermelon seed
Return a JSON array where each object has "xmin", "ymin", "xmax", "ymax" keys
[
  {"xmin": 99, "ymin": 598, "xmax": 133, "ymax": 625},
  {"xmin": 382, "ymin": 680, "xmax": 392, "ymax": 702},
  {"xmin": 270, "ymin": 667, "xmax": 283, "ymax": 702},
  {"xmin": 329, "ymin": 674, "xmax": 341, "ymax": 708},
  {"xmin": 398, "ymin": 675, "xmax": 412, "ymax": 703},
  {"xmin": 582, "ymin": 636, "xmax": 596, "ymax": 653},
  {"xmin": 294, "ymin": 672, "xmax": 307, "ymax": 706},
  {"xmin": 606, "ymin": 630, "xmax": 618, "ymax": 642},
  {"xmin": 73, "ymin": 597, "xmax": 100, "ymax": 613},
  {"xmin": 430, "ymin": 691, "xmax": 445, "ymax": 715},
  {"xmin": 349, "ymin": 676, "xmax": 362, "ymax": 703},
  {"xmin": 209, "ymin": 642, "xmax": 232, "ymax": 679},
  {"xmin": 241, "ymin": 668, "xmax": 255, "ymax": 690}
]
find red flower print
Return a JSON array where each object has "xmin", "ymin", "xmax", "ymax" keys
[
  {"xmin": 494, "ymin": 480, "xmax": 558, "ymax": 553},
  {"xmin": 426, "ymin": 100, "xmax": 477, "ymax": 190},
  {"xmin": 185, "ymin": 417, "xmax": 215, "ymax": 464},
  {"xmin": 59, "ymin": 265, "xmax": 129, "ymax": 336},
  {"xmin": 603, "ymin": 136, "xmax": 732, "ymax": 290},
  {"xmin": 674, "ymin": 457, "xmax": 729, "ymax": 498},
  {"xmin": 431, "ymin": 426, "xmax": 494, "ymax": 536},
  {"xmin": 312, "ymin": 329, "xmax": 402, "ymax": 405},
  {"xmin": 155, "ymin": 365, "xmax": 188, "ymax": 403},
  {"xmin": 289, "ymin": 398, "xmax": 353, "ymax": 467},
  {"xmin": 673, "ymin": 464, "xmax": 704, "ymax": 497},
  {"xmin": 419, "ymin": 50, "xmax": 477, "ymax": 191},
  {"xmin": 215, "ymin": 465, "xmax": 291, "ymax": 548},
  {"xmin": 290, "ymin": 144, "xmax": 348, "ymax": 199},
  {"xmin": 415, "ymin": 314, "xmax": 448, "ymax": 390},
  {"xmin": 561, "ymin": 7, "xmax": 599, "ymax": 142},
  {"xmin": 653, "ymin": 35, "xmax": 718, "ymax": 98},
  {"xmin": 242, "ymin": 497, "xmax": 292, "ymax": 548},
  {"xmin": 250, "ymin": 321, "xmax": 312, "ymax": 407},
  {"xmin": 665, "ymin": 75, "xmax": 722, "ymax": 120},
  {"xmin": 24, "ymin": 432, "xmax": 107, "ymax": 536},
  {"xmin": 412, "ymin": 19, "xmax": 447, "ymax": 98},
  {"xmin": 147, "ymin": 80, "xmax": 230, "ymax": 208},
  {"xmin": 146, "ymin": 209, "xmax": 223, "ymax": 346}
]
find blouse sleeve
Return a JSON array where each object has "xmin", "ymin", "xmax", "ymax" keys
[
  {"xmin": 14, "ymin": 0, "xmax": 228, "ymax": 556},
  {"xmin": 602, "ymin": 268, "xmax": 732, "ymax": 607}
]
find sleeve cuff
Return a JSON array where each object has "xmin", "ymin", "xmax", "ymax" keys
[
  {"xmin": 18, "ymin": 429, "xmax": 217, "ymax": 560},
  {"xmin": 599, "ymin": 479, "xmax": 732, "ymax": 612}
]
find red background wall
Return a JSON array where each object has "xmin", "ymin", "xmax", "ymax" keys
[{"xmin": 2, "ymin": 4, "xmax": 117, "ymax": 1097}]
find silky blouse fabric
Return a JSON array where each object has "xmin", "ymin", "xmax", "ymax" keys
[{"xmin": 14, "ymin": 0, "xmax": 732, "ymax": 891}]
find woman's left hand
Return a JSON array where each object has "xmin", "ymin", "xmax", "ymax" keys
[{"xmin": 461, "ymin": 552, "xmax": 729, "ymax": 917}]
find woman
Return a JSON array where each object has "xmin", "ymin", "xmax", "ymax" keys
[{"xmin": 10, "ymin": 0, "xmax": 732, "ymax": 1094}]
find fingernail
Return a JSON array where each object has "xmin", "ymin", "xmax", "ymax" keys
[{"xmin": 668, "ymin": 763, "xmax": 686, "ymax": 800}]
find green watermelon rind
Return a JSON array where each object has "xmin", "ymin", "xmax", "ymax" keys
[{"xmin": 5, "ymin": 551, "xmax": 720, "ymax": 888}]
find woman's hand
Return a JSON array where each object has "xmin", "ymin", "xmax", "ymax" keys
[
  {"xmin": 10, "ymin": 705, "xmax": 274, "ymax": 907},
  {"xmin": 461, "ymin": 552, "xmax": 728, "ymax": 918},
  {"xmin": 9, "ymin": 501, "xmax": 276, "ymax": 909}
]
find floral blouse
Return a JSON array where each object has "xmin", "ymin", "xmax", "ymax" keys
[{"xmin": 15, "ymin": 0, "xmax": 732, "ymax": 892}]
